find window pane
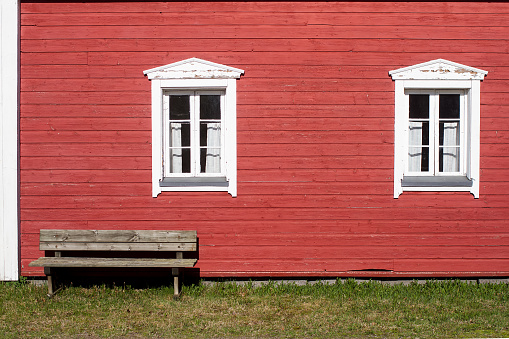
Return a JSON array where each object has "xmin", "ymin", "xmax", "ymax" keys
[
  {"xmin": 439, "ymin": 94, "xmax": 460, "ymax": 119},
  {"xmin": 409, "ymin": 121, "xmax": 429, "ymax": 146},
  {"xmin": 169, "ymin": 95, "xmax": 190, "ymax": 120},
  {"xmin": 439, "ymin": 147, "xmax": 460, "ymax": 173},
  {"xmin": 170, "ymin": 148, "xmax": 191, "ymax": 173},
  {"xmin": 439, "ymin": 122, "xmax": 460, "ymax": 146},
  {"xmin": 200, "ymin": 95, "xmax": 221, "ymax": 120},
  {"xmin": 170, "ymin": 122, "xmax": 190, "ymax": 147},
  {"xmin": 409, "ymin": 146, "xmax": 429, "ymax": 172},
  {"xmin": 409, "ymin": 94, "xmax": 429, "ymax": 119},
  {"xmin": 200, "ymin": 122, "xmax": 221, "ymax": 173},
  {"xmin": 200, "ymin": 148, "xmax": 221, "ymax": 173},
  {"xmin": 200, "ymin": 122, "xmax": 221, "ymax": 147}
]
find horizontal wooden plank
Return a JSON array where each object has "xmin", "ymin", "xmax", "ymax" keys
[
  {"xmin": 20, "ymin": 169, "xmax": 150, "ymax": 183},
  {"xmin": 20, "ymin": 131, "xmax": 151, "ymax": 144},
  {"xmin": 18, "ymin": 64, "xmax": 509, "ymax": 81},
  {"xmin": 23, "ymin": 257, "xmax": 509, "ymax": 278},
  {"xmin": 20, "ymin": 104, "xmax": 150, "ymax": 118},
  {"xmin": 20, "ymin": 206, "xmax": 509, "ymax": 222},
  {"xmin": 29, "ymin": 257, "xmax": 197, "ymax": 268},
  {"xmin": 19, "ymin": 37, "xmax": 509, "ymax": 54},
  {"xmin": 40, "ymin": 229, "xmax": 197, "ymax": 243},
  {"xmin": 40, "ymin": 242, "xmax": 197, "ymax": 252},
  {"xmin": 20, "ymin": 157, "xmax": 151, "ymax": 170},
  {"xmin": 87, "ymin": 51, "xmax": 508, "ymax": 67},
  {"xmin": 21, "ymin": 182, "xmax": 151, "ymax": 196},
  {"xmin": 20, "ymin": 2, "xmax": 509, "ymax": 14},
  {"xmin": 197, "ymin": 245, "xmax": 509, "ymax": 260},
  {"xmin": 22, "ymin": 219, "xmax": 509, "ymax": 236},
  {"xmin": 21, "ymin": 25, "xmax": 509, "ymax": 42},
  {"xmin": 20, "ymin": 143, "xmax": 151, "ymax": 157},
  {"xmin": 21, "ymin": 117, "xmax": 150, "ymax": 131},
  {"xmin": 19, "ymin": 191, "xmax": 509, "ymax": 210},
  {"xmin": 197, "ymin": 233, "xmax": 509, "ymax": 247},
  {"xmin": 197, "ymin": 258, "xmax": 509, "ymax": 275},
  {"xmin": 20, "ymin": 91, "xmax": 150, "ymax": 105},
  {"xmin": 21, "ymin": 12, "xmax": 509, "ymax": 27}
]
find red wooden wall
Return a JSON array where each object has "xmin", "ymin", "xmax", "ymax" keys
[{"xmin": 20, "ymin": 1, "xmax": 509, "ymax": 277}]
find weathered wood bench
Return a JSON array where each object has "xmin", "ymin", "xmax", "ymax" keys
[{"xmin": 29, "ymin": 229, "xmax": 198, "ymax": 298}]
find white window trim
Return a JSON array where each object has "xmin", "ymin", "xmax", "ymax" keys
[
  {"xmin": 390, "ymin": 59, "xmax": 487, "ymax": 199},
  {"xmin": 144, "ymin": 58, "xmax": 244, "ymax": 197},
  {"xmin": 0, "ymin": 0, "xmax": 20, "ymax": 281}
]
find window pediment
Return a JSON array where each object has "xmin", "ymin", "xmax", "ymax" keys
[
  {"xmin": 144, "ymin": 57, "xmax": 244, "ymax": 80},
  {"xmin": 389, "ymin": 59, "xmax": 487, "ymax": 81}
]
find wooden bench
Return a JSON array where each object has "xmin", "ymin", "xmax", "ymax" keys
[{"xmin": 29, "ymin": 229, "xmax": 198, "ymax": 298}]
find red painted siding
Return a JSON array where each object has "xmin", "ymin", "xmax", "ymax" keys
[{"xmin": 19, "ymin": 1, "xmax": 509, "ymax": 277}]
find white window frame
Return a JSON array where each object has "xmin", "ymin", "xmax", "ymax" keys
[
  {"xmin": 144, "ymin": 58, "xmax": 244, "ymax": 197},
  {"xmin": 162, "ymin": 90, "xmax": 225, "ymax": 179},
  {"xmin": 390, "ymin": 59, "xmax": 487, "ymax": 199}
]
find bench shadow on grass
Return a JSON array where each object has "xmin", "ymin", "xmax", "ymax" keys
[{"xmin": 45, "ymin": 267, "xmax": 202, "ymax": 292}]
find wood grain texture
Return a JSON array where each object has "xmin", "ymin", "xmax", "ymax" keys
[
  {"xmin": 40, "ymin": 229, "xmax": 197, "ymax": 243},
  {"xmin": 29, "ymin": 257, "xmax": 197, "ymax": 268},
  {"xmin": 19, "ymin": 1, "xmax": 509, "ymax": 278}
]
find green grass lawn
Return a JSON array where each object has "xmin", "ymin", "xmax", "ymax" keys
[{"xmin": 1, "ymin": 278, "xmax": 508, "ymax": 338}]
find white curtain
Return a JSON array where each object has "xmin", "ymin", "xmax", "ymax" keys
[
  {"xmin": 170, "ymin": 123, "xmax": 182, "ymax": 173},
  {"xmin": 441, "ymin": 122, "xmax": 459, "ymax": 172},
  {"xmin": 408, "ymin": 121, "xmax": 424, "ymax": 172},
  {"xmin": 205, "ymin": 123, "xmax": 221, "ymax": 173}
]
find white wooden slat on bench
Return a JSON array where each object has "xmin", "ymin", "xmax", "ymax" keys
[{"xmin": 40, "ymin": 230, "xmax": 197, "ymax": 243}]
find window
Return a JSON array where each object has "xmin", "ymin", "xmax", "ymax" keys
[
  {"xmin": 390, "ymin": 59, "xmax": 487, "ymax": 198},
  {"xmin": 144, "ymin": 58, "xmax": 244, "ymax": 197}
]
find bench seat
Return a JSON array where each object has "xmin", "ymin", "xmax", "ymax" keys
[{"xmin": 30, "ymin": 257, "xmax": 197, "ymax": 268}]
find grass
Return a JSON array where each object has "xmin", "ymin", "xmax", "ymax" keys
[{"xmin": 0, "ymin": 278, "xmax": 508, "ymax": 338}]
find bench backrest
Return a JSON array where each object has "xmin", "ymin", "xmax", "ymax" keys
[{"xmin": 39, "ymin": 230, "xmax": 197, "ymax": 252}]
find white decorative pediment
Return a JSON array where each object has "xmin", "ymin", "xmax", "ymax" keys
[
  {"xmin": 389, "ymin": 59, "xmax": 487, "ymax": 81},
  {"xmin": 144, "ymin": 57, "xmax": 244, "ymax": 80}
]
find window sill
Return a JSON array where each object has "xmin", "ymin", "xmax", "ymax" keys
[
  {"xmin": 160, "ymin": 177, "xmax": 228, "ymax": 188},
  {"xmin": 402, "ymin": 175, "xmax": 473, "ymax": 188}
]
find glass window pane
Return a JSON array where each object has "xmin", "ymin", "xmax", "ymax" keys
[
  {"xmin": 409, "ymin": 94, "xmax": 429, "ymax": 119},
  {"xmin": 170, "ymin": 122, "xmax": 190, "ymax": 147},
  {"xmin": 169, "ymin": 95, "xmax": 190, "ymax": 120},
  {"xmin": 439, "ymin": 94, "xmax": 460, "ymax": 119},
  {"xmin": 200, "ymin": 148, "xmax": 221, "ymax": 173},
  {"xmin": 409, "ymin": 121, "xmax": 429, "ymax": 146},
  {"xmin": 170, "ymin": 148, "xmax": 190, "ymax": 173},
  {"xmin": 200, "ymin": 95, "xmax": 221, "ymax": 120},
  {"xmin": 409, "ymin": 146, "xmax": 429, "ymax": 172},
  {"xmin": 439, "ymin": 147, "xmax": 460, "ymax": 173},
  {"xmin": 200, "ymin": 122, "xmax": 221, "ymax": 173},
  {"xmin": 200, "ymin": 122, "xmax": 221, "ymax": 147},
  {"xmin": 439, "ymin": 122, "xmax": 460, "ymax": 146}
]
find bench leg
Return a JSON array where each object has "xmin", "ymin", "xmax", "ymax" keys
[
  {"xmin": 172, "ymin": 268, "xmax": 180, "ymax": 299},
  {"xmin": 44, "ymin": 267, "xmax": 55, "ymax": 297}
]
